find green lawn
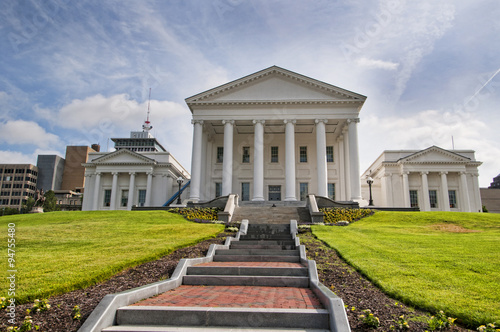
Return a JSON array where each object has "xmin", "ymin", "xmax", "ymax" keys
[
  {"xmin": 312, "ymin": 211, "xmax": 500, "ymax": 328},
  {"xmin": 1, "ymin": 211, "xmax": 224, "ymax": 303}
]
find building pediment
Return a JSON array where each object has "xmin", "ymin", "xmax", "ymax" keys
[
  {"xmin": 398, "ymin": 146, "xmax": 471, "ymax": 164},
  {"xmin": 185, "ymin": 66, "xmax": 366, "ymax": 110},
  {"xmin": 89, "ymin": 149, "xmax": 156, "ymax": 165}
]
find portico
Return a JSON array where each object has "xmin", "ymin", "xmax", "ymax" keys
[{"xmin": 185, "ymin": 66, "xmax": 366, "ymax": 203}]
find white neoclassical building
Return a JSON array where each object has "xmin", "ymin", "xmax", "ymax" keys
[
  {"xmin": 82, "ymin": 130, "xmax": 190, "ymax": 211},
  {"xmin": 360, "ymin": 146, "xmax": 482, "ymax": 212},
  {"xmin": 186, "ymin": 66, "xmax": 366, "ymax": 203}
]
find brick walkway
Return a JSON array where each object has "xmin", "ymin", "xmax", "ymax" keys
[
  {"xmin": 195, "ymin": 262, "xmax": 304, "ymax": 268},
  {"xmin": 133, "ymin": 285, "xmax": 323, "ymax": 309}
]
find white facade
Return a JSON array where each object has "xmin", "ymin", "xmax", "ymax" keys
[
  {"xmin": 82, "ymin": 149, "xmax": 190, "ymax": 211},
  {"xmin": 186, "ymin": 66, "xmax": 366, "ymax": 203},
  {"xmin": 360, "ymin": 146, "xmax": 482, "ymax": 212}
]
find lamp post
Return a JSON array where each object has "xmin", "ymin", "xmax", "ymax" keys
[
  {"xmin": 176, "ymin": 177, "xmax": 184, "ymax": 205},
  {"xmin": 366, "ymin": 176, "xmax": 374, "ymax": 206}
]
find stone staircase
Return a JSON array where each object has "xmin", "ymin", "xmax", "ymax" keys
[
  {"xmin": 101, "ymin": 223, "xmax": 333, "ymax": 331},
  {"xmin": 231, "ymin": 206, "xmax": 306, "ymax": 224}
]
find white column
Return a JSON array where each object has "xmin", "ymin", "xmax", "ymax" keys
[
  {"xmin": 347, "ymin": 118, "xmax": 361, "ymax": 200},
  {"xmin": 337, "ymin": 136, "xmax": 346, "ymax": 201},
  {"xmin": 252, "ymin": 120, "xmax": 265, "ymax": 201},
  {"xmin": 145, "ymin": 171, "xmax": 153, "ymax": 207},
  {"xmin": 83, "ymin": 173, "xmax": 93, "ymax": 211},
  {"xmin": 315, "ymin": 119, "xmax": 328, "ymax": 197},
  {"xmin": 284, "ymin": 119, "xmax": 297, "ymax": 201},
  {"xmin": 127, "ymin": 172, "xmax": 136, "ymax": 210},
  {"xmin": 384, "ymin": 173, "xmax": 393, "ymax": 207},
  {"xmin": 440, "ymin": 171, "xmax": 450, "ymax": 211},
  {"xmin": 342, "ymin": 127, "xmax": 351, "ymax": 200},
  {"xmin": 421, "ymin": 171, "xmax": 430, "ymax": 211},
  {"xmin": 93, "ymin": 172, "xmax": 101, "ymax": 210},
  {"xmin": 402, "ymin": 171, "xmax": 410, "ymax": 207},
  {"xmin": 110, "ymin": 172, "xmax": 118, "ymax": 210},
  {"xmin": 460, "ymin": 171, "xmax": 471, "ymax": 212},
  {"xmin": 472, "ymin": 174, "xmax": 482, "ymax": 212},
  {"xmin": 222, "ymin": 120, "xmax": 234, "ymax": 196},
  {"xmin": 166, "ymin": 175, "xmax": 174, "ymax": 201},
  {"xmin": 189, "ymin": 120, "xmax": 204, "ymax": 202}
]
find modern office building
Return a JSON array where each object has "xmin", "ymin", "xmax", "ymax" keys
[
  {"xmin": 36, "ymin": 155, "xmax": 65, "ymax": 192},
  {"xmin": 0, "ymin": 164, "xmax": 38, "ymax": 211}
]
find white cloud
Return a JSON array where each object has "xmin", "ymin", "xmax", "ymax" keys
[
  {"xmin": 0, "ymin": 150, "xmax": 35, "ymax": 165},
  {"xmin": 0, "ymin": 120, "xmax": 60, "ymax": 148},
  {"xmin": 356, "ymin": 57, "xmax": 399, "ymax": 70}
]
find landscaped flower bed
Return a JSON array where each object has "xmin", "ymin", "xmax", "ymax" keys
[
  {"xmin": 320, "ymin": 207, "xmax": 374, "ymax": 224},
  {"xmin": 168, "ymin": 207, "xmax": 222, "ymax": 222}
]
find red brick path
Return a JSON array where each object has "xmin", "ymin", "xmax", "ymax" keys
[{"xmin": 133, "ymin": 285, "xmax": 323, "ymax": 309}]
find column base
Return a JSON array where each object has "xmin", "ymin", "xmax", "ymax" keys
[
  {"xmin": 252, "ymin": 197, "xmax": 265, "ymax": 201},
  {"xmin": 284, "ymin": 197, "xmax": 297, "ymax": 201}
]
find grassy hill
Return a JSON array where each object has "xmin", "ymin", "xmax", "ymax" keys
[
  {"xmin": 312, "ymin": 211, "xmax": 500, "ymax": 328},
  {"xmin": 1, "ymin": 211, "xmax": 224, "ymax": 303}
]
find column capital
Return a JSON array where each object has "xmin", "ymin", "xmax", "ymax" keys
[
  {"xmin": 383, "ymin": 172, "xmax": 392, "ymax": 177},
  {"xmin": 347, "ymin": 118, "xmax": 360, "ymax": 124},
  {"xmin": 283, "ymin": 119, "xmax": 296, "ymax": 125},
  {"xmin": 460, "ymin": 171, "xmax": 467, "ymax": 176},
  {"xmin": 191, "ymin": 119, "xmax": 204, "ymax": 125},
  {"xmin": 129, "ymin": 171, "xmax": 136, "ymax": 176},
  {"xmin": 222, "ymin": 120, "xmax": 235, "ymax": 125},
  {"xmin": 401, "ymin": 171, "xmax": 410, "ymax": 175},
  {"xmin": 252, "ymin": 119, "xmax": 265, "ymax": 125},
  {"xmin": 439, "ymin": 171, "xmax": 448, "ymax": 175},
  {"xmin": 95, "ymin": 171, "xmax": 102, "ymax": 176},
  {"xmin": 146, "ymin": 171, "xmax": 154, "ymax": 176},
  {"xmin": 111, "ymin": 171, "xmax": 119, "ymax": 176},
  {"xmin": 336, "ymin": 135, "xmax": 343, "ymax": 142},
  {"xmin": 420, "ymin": 171, "xmax": 429, "ymax": 175},
  {"xmin": 314, "ymin": 119, "xmax": 328, "ymax": 124}
]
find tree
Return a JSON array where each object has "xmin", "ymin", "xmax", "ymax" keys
[
  {"xmin": 43, "ymin": 190, "xmax": 59, "ymax": 212},
  {"xmin": 22, "ymin": 197, "xmax": 36, "ymax": 214}
]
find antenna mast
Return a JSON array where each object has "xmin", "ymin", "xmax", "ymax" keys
[{"xmin": 142, "ymin": 88, "xmax": 153, "ymax": 132}]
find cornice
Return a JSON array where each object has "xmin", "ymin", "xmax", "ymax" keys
[
  {"xmin": 187, "ymin": 99, "xmax": 362, "ymax": 107},
  {"xmin": 91, "ymin": 149, "xmax": 157, "ymax": 164}
]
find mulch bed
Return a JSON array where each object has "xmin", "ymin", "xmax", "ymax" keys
[{"xmin": 0, "ymin": 230, "xmax": 473, "ymax": 332}]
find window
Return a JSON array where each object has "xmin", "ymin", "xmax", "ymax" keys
[
  {"xmin": 138, "ymin": 190, "xmax": 146, "ymax": 207},
  {"xmin": 429, "ymin": 190, "xmax": 438, "ymax": 208},
  {"xmin": 242, "ymin": 147, "xmax": 250, "ymax": 163},
  {"xmin": 217, "ymin": 147, "xmax": 224, "ymax": 163},
  {"xmin": 448, "ymin": 190, "xmax": 457, "ymax": 208},
  {"xmin": 241, "ymin": 182, "xmax": 250, "ymax": 201},
  {"xmin": 104, "ymin": 189, "xmax": 111, "ymax": 207},
  {"xmin": 300, "ymin": 183, "xmax": 309, "ymax": 201},
  {"xmin": 215, "ymin": 182, "xmax": 222, "ymax": 198},
  {"xmin": 299, "ymin": 146, "xmax": 307, "ymax": 163},
  {"xmin": 328, "ymin": 183, "xmax": 336, "ymax": 200},
  {"xmin": 271, "ymin": 146, "xmax": 279, "ymax": 163},
  {"xmin": 410, "ymin": 190, "xmax": 419, "ymax": 207},
  {"xmin": 2, "ymin": 184, "xmax": 11, "ymax": 189},
  {"xmin": 326, "ymin": 146, "xmax": 334, "ymax": 162},
  {"xmin": 121, "ymin": 190, "xmax": 129, "ymax": 207}
]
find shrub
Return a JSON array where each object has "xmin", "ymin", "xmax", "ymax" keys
[
  {"xmin": 359, "ymin": 309, "xmax": 380, "ymax": 328},
  {"xmin": 320, "ymin": 207, "xmax": 374, "ymax": 224},
  {"xmin": 32, "ymin": 298, "xmax": 50, "ymax": 313},
  {"xmin": 168, "ymin": 207, "xmax": 222, "ymax": 222}
]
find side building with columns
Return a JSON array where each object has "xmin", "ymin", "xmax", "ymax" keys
[
  {"xmin": 360, "ymin": 146, "xmax": 482, "ymax": 212},
  {"xmin": 81, "ymin": 130, "xmax": 190, "ymax": 211},
  {"xmin": 186, "ymin": 66, "xmax": 366, "ymax": 203}
]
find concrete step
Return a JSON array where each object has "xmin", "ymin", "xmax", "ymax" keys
[
  {"xmin": 216, "ymin": 249, "xmax": 299, "ymax": 256},
  {"xmin": 115, "ymin": 306, "xmax": 330, "ymax": 330},
  {"xmin": 183, "ymin": 275, "xmax": 309, "ymax": 287},
  {"xmin": 213, "ymin": 255, "xmax": 300, "ymax": 263},
  {"xmin": 239, "ymin": 235, "xmax": 293, "ymax": 240},
  {"xmin": 230, "ymin": 244, "xmax": 283, "ymax": 250},
  {"xmin": 234, "ymin": 240, "xmax": 296, "ymax": 246},
  {"xmin": 103, "ymin": 325, "xmax": 329, "ymax": 331},
  {"xmin": 186, "ymin": 266, "xmax": 308, "ymax": 277}
]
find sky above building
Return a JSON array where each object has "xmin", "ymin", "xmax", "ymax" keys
[{"xmin": 0, "ymin": 0, "xmax": 499, "ymax": 187}]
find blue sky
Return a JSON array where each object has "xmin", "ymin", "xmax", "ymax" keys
[{"xmin": 1, "ymin": 0, "xmax": 499, "ymax": 187}]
